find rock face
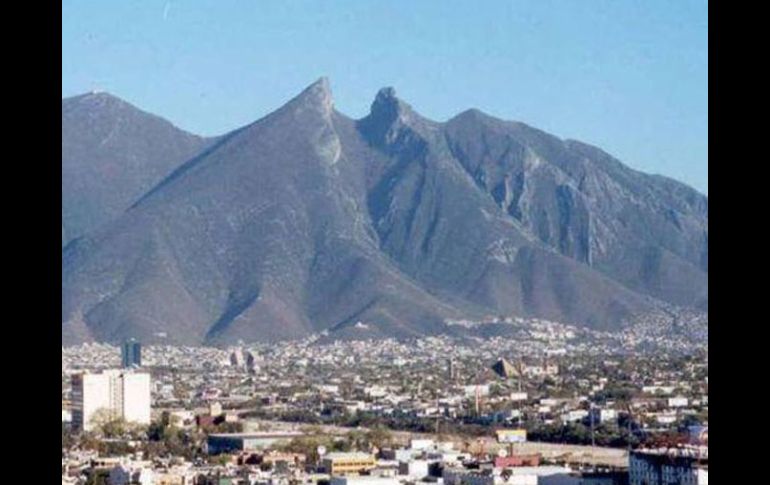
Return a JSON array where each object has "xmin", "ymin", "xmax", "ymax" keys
[
  {"xmin": 62, "ymin": 92, "xmax": 213, "ymax": 246},
  {"xmin": 62, "ymin": 79, "xmax": 708, "ymax": 345},
  {"xmin": 442, "ymin": 110, "xmax": 708, "ymax": 308}
]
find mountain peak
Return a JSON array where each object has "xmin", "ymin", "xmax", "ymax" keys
[
  {"xmin": 307, "ymin": 76, "xmax": 332, "ymax": 96},
  {"xmin": 64, "ymin": 91, "xmax": 127, "ymax": 107},
  {"xmin": 455, "ymin": 107, "xmax": 486, "ymax": 119},
  {"xmin": 286, "ymin": 77, "xmax": 334, "ymax": 115},
  {"xmin": 62, "ymin": 81, "xmax": 708, "ymax": 345},
  {"xmin": 369, "ymin": 86, "xmax": 411, "ymax": 122},
  {"xmin": 375, "ymin": 86, "xmax": 398, "ymax": 101},
  {"xmin": 358, "ymin": 86, "xmax": 428, "ymax": 147},
  {"xmin": 451, "ymin": 108, "xmax": 510, "ymax": 127}
]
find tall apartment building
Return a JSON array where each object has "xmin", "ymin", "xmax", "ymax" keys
[{"xmin": 71, "ymin": 370, "xmax": 151, "ymax": 432}]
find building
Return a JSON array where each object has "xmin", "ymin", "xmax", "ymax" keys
[
  {"xmin": 688, "ymin": 426, "xmax": 708, "ymax": 446},
  {"xmin": 153, "ymin": 466, "xmax": 197, "ymax": 485},
  {"xmin": 537, "ymin": 470, "xmax": 629, "ymax": 485},
  {"xmin": 496, "ymin": 429, "xmax": 527, "ymax": 443},
  {"xmin": 590, "ymin": 408, "xmax": 619, "ymax": 424},
  {"xmin": 121, "ymin": 339, "xmax": 142, "ymax": 368},
  {"xmin": 442, "ymin": 468, "xmax": 496, "ymax": 485},
  {"xmin": 398, "ymin": 459, "xmax": 429, "ymax": 478},
  {"xmin": 209, "ymin": 401, "xmax": 223, "ymax": 417},
  {"xmin": 491, "ymin": 358, "xmax": 516, "ymax": 379},
  {"xmin": 255, "ymin": 451, "xmax": 306, "ymax": 467},
  {"xmin": 465, "ymin": 385, "xmax": 491, "ymax": 398},
  {"xmin": 108, "ymin": 463, "xmax": 154, "ymax": 485},
  {"xmin": 206, "ymin": 431, "xmax": 305, "ymax": 454},
  {"xmin": 245, "ymin": 350, "xmax": 258, "ymax": 372},
  {"xmin": 322, "ymin": 452, "xmax": 377, "ymax": 475},
  {"xmin": 561, "ymin": 410, "xmax": 589, "ymax": 423},
  {"xmin": 331, "ymin": 477, "xmax": 400, "ymax": 485},
  {"xmin": 448, "ymin": 358, "xmax": 459, "ymax": 380},
  {"xmin": 493, "ymin": 455, "xmax": 540, "ymax": 468},
  {"xmin": 629, "ymin": 449, "xmax": 708, "ymax": 485},
  {"xmin": 444, "ymin": 466, "xmax": 575, "ymax": 485},
  {"xmin": 162, "ymin": 409, "xmax": 195, "ymax": 428},
  {"xmin": 230, "ymin": 348, "xmax": 246, "ymax": 368},
  {"xmin": 668, "ymin": 397, "xmax": 689, "ymax": 408},
  {"xmin": 71, "ymin": 370, "xmax": 151, "ymax": 432},
  {"xmin": 410, "ymin": 439, "xmax": 435, "ymax": 450}
]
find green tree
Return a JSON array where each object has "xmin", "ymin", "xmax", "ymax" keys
[
  {"xmin": 365, "ymin": 426, "xmax": 393, "ymax": 450},
  {"xmin": 62, "ymin": 423, "xmax": 75, "ymax": 450}
]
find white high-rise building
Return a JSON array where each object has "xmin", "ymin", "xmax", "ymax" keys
[{"xmin": 71, "ymin": 369, "xmax": 151, "ymax": 432}]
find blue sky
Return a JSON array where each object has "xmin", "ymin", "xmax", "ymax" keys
[{"xmin": 62, "ymin": 0, "xmax": 708, "ymax": 193}]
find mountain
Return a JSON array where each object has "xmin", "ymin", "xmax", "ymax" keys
[
  {"xmin": 62, "ymin": 79, "xmax": 707, "ymax": 345},
  {"xmin": 62, "ymin": 92, "xmax": 213, "ymax": 246},
  {"xmin": 443, "ymin": 109, "xmax": 708, "ymax": 308}
]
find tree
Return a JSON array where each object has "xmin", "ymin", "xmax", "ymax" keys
[
  {"xmin": 88, "ymin": 408, "xmax": 129, "ymax": 439},
  {"xmin": 211, "ymin": 454, "xmax": 231, "ymax": 466},
  {"xmin": 281, "ymin": 435, "xmax": 339, "ymax": 463},
  {"xmin": 102, "ymin": 418, "xmax": 128, "ymax": 438},
  {"xmin": 365, "ymin": 426, "xmax": 393, "ymax": 450},
  {"xmin": 215, "ymin": 421, "xmax": 244, "ymax": 433},
  {"xmin": 62, "ymin": 423, "xmax": 75, "ymax": 450}
]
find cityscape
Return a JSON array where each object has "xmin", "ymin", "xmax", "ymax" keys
[
  {"xmin": 61, "ymin": 2, "xmax": 708, "ymax": 484},
  {"xmin": 62, "ymin": 319, "xmax": 707, "ymax": 484}
]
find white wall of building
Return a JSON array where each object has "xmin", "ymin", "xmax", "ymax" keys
[
  {"xmin": 122, "ymin": 373, "xmax": 151, "ymax": 425},
  {"xmin": 330, "ymin": 477, "xmax": 399, "ymax": 485},
  {"xmin": 75, "ymin": 373, "xmax": 111, "ymax": 431},
  {"xmin": 72, "ymin": 370, "xmax": 151, "ymax": 432}
]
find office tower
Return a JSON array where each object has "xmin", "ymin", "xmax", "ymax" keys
[
  {"xmin": 122, "ymin": 339, "xmax": 142, "ymax": 368},
  {"xmin": 447, "ymin": 358, "xmax": 458, "ymax": 380},
  {"xmin": 230, "ymin": 348, "xmax": 245, "ymax": 368},
  {"xmin": 71, "ymin": 370, "xmax": 151, "ymax": 432}
]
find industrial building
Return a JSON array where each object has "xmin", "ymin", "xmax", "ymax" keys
[
  {"xmin": 629, "ymin": 449, "xmax": 708, "ymax": 485},
  {"xmin": 206, "ymin": 431, "xmax": 305, "ymax": 454}
]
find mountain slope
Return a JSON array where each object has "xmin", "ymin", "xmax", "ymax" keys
[
  {"xmin": 62, "ymin": 92, "xmax": 213, "ymax": 246},
  {"xmin": 63, "ymin": 80, "xmax": 466, "ymax": 345},
  {"xmin": 349, "ymin": 88, "xmax": 660, "ymax": 329},
  {"xmin": 443, "ymin": 110, "xmax": 708, "ymax": 307},
  {"xmin": 62, "ymin": 80, "xmax": 707, "ymax": 345}
]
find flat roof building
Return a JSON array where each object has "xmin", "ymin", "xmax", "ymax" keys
[
  {"xmin": 322, "ymin": 452, "xmax": 377, "ymax": 476},
  {"xmin": 71, "ymin": 370, "xmax": 151, "ymax": 432},
  {"xmin": 121, "ymin": 339, "xmax": 142, "ymax": 368},
  {"xmin": 630, "ymin": 449, "xmax": 708, "ymax": 485},
  {"xmin": 206, "ymin": 431, "xmax": 305, "ymax": 454}
]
